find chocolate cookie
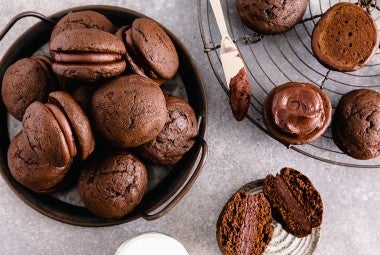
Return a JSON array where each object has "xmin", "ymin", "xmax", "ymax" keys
[
  {"xmin": 32, "ymin": 55, "xmax": 57, "ymax": 89},
  {"xmin": 50, "ymin": 28, "xmax": 126, "ymax": 81},
  {"xmin": 68, "ymin": 84, "xmax": 97, "ymax": 113},
  {"xmin": 116, "ymin": 18, "xmax": 179, "ymax": 83},
  {"xmin": 262, "ymin": 82, "xmax": 332, "ymax": 145},
  {"xmin": 138, "ymin": 95, "xmax": 198, "ymax": 165},
  {"xmin": 217, "ymin": 192, "xmax": 273, "ymax": 255},
  {"xmin": 22, "ymin": 101, "xmax": 74, "ymax": 167},
  {"xmin": 7, "ymin": 91, "xmax": 95, "ymax": 193},
  {"xmin": 78, "ymin": 151, "xmax": 148, "ymax": 218},
  {"xmin": 22, "ymin": 91, "xmax": 94, "ymax": 162},
  {"xmin": 51, "ymin": 10, "xmax": 115, "ymax": 40},
  {"xmin": 1, "ymin": 56, "xmax": 55, "ymax": 120},
  {"xmin": 332, "ymin": 89, "xmax": 380, "ymax": 159},
  {"xmin": 91, "ymin": 74, "xmax": 167, "ymax": 148},
  {"xmin": 263, "ymin": 167, "xmax": 323, "ymax": 238},
  {"xmin": 48, "ymin": 91, "xmax": 95, "ymax": 160},
  {"xmin": 7, "ymin": 132, "xmax": 71, "ymax": 193},
  {"xmin": 236, "ymin": 0, "xmax": 308, "ymax": 34},
  {"xmin": 312, "ymin": 3, "xmax": 379, "ymax": 72}
]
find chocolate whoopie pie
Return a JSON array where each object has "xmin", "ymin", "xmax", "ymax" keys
[
  {"xmin": 263, "ymin": 167, "xmax": 323, "ymax": 238},
  {"xmin": 23, "ymin": 101, "xmax": 75, "ymax": 167},
  {"xmin": 50, "ymin": 28, "xmax": 126, "ymax": 81},
  {"xmin": 1, "ymin": 55, "xmax": 55, "ymax": 120},
  {"xmin": 262, "ymin": 82, "xmax": 332, "ymax": 145},
  {"xmin": 7, "ymin": 132, "xmax": 71, "ymax": 193},
  {"xmin": 236, "ymin": 0, "xmax": 308, "ymax": 34},
  {"xmin": 217, "ymin": 192, "xmax": 273, "ymax": 255},
  {"xmin": 116, "ymin": 18, "xmax": 179, "ymax": 84},
  {"xmin": 7, "ymin": 91, "xmax": 95, "ymax": 193},
  {"xmin": 78, "ymin": 150, "xmax": 148, "ymax": 218},
  {"xmin": 48, "ymin": 91, "xmax": 95, "ymax": 160},
  {"xmin": 138, "ymin": 95, "xmax": 198, "ymax": 165},
  {"xmin": 50, "ymin": 10, "xmax": 115, "ymax": 40},
  {"xmin": 333, "ymin": 89, "xmax": 380, "ymax": 160},
  {"xmin": 312, "ymin": 3, "xmax": 379, "ymax": 72},
  {"xmin": 91, "ymin": 74, "xmax": 167, "ymax": 148}
]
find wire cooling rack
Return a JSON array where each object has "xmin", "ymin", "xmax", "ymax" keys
[{"xmin": 198, "ymin": 0, "xmax": 380, "ymax": 168}]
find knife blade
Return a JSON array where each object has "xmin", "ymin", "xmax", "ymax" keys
[{"xmin": 209, "ymin": 0, "xmax": 251, "ymax": 121}]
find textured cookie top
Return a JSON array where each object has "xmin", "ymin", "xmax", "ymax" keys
[
  {"xmin": 132, "ymin": 18, "xmax": 179, "ymax": 79},
  {"xmin": 263, "ymin": 82, "xmax": 332, "ymax": 145},
  {"xmin": 51, "ymin": 10, "xmax": 115, "ymax": 40},
  {"xmin": 263, "ymin": 167, "xmax": 323, "ymax": 238},
  {"xmin": 312, "ymin": 3, "xmax": 379, "ymax": 72},
  {"xmin": 7, "ymin": 132, "xmax": 71, "ymax": 193},
  {"xmin": 1, "ymin": 58, "xmax": 51, "ymax": 120},
  {"xmin": 116, "ymin": 26, "xmax": 148, "ymax": 77},
  {"xmin": 217, "ymin": 192, "xmax": 273, "ymax": 255},
  {"xmin": 236, "ymin": 0, "xmax": 308, "ymax": 34},
  {"xmin": 91, "ymin": 74, "xmax": 167, "ymax": 148},
  {"xmin": 333, "ymin": 89, "xmax": 380, "ymax": 159},
  {"xmin": 116, "ymin": 25, "xmax": 166, "ymax": 84},
  {"xmin": 22, "ymin": 101, "xmax": 71, "ymax": 167},
  {"xmin": 50, "ymin": 28, "xmax": 126, "ymax": 54},
  {"xmin": 78, "ymin": 151, "xmax": 148, "ymax": 218},
  {"xmin": 138, "ymin": 95, "xmax": 198, "ymax": 165}
]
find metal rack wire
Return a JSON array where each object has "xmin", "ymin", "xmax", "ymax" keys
[{"xmin": 198, "ymin": 0, "xmax": 380, "ymax": 168}]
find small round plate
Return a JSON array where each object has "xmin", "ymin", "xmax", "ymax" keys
[
  {"xmin": 115, "ymin": 232, "xmax": 190, "ymax": 255},
  {"xmin": 241, "ymin": 180, "xmax": 320, "ymax": 255}
]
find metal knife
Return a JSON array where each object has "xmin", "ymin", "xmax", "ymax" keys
[{"xmin": 209, "ymin": 0, "xmax": 251, "ymax": 121}]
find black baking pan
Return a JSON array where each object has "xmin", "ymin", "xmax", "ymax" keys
[{"xmin": 0, "ymin": 5, "xmax": 207, "ymax": 226}]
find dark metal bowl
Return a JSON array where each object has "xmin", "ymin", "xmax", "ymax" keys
[{"xmin": 0, "ymin": 5, "xmax": 207, "ymax": 227}]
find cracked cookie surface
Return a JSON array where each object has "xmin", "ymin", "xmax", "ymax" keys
[
  {"xmin": 91, "ymin": 74, "xmax": 167, "ymax": 148},
  {"xmin": 50, "ymin": 10, "xmax": 115, "ymax": 41},
  {"xmin": 132, "ymin": 18, "xmax": 179, "ymax": 80},
  {"xmin": 236, "ymin": 0, "xmax": 308, "ymax": 34},
  {"xmin": 333, "ymin": 89, "xmax": 380, "ymax": 159},
  {"xmin": 7, "ymin": 132, "xmax": 71, "ymax": 193},
  {"xmin": 1, "ymin": 57, "xmax": 53, "ymax": 120},
  {"xmin": 78, "ymin": 150, "xmax": 148, "ymax": 218},
  {"xmin": 138, "ymin": 95, "xmax": 198, "ymax": 165}
]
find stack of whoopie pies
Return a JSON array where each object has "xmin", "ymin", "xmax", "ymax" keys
[
  {"xmin": 2, "ymin": 10, "xmax": 199, "ymax": 219},
  {"xmin": 235, "ymin": 0, "xmax": 380, "ymax": 160}
]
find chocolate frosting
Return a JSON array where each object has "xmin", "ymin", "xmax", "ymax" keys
[
  {"xmin": 229, "ymin": 68, "xmax": 251, "ymax": 121},
  {"xmin": 54, "ymin": 53, "xmax": 121, "ymax": 63},
  {"xmin": 274, "ymin": 174, "xmax": 311, "ymax": 233},
  {"xmin": 271, "ymin": 86, "xmax": 325, "ymax": 136},
  {"xmin": 239, "ymin": 194, "xmax": 257, "ymax": 255},
  {"xmin": 45, "ymin": 103, "xmax": 77, "ymax": 158},
  {"xmin": 216, "ymin": 191, "xmax": 273, "ymax": 255}
]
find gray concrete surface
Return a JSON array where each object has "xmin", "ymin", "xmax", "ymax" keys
[{"xmin": 0, "ymin": 0, "xmax": 379, "ymax": 254}]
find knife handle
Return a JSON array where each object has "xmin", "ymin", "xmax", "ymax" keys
[{"xmin": 209, "ymin": 0, "xmax": 229, "ymax": 37}]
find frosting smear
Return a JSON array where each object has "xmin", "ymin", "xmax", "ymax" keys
[{"xmin": 271, "ymin": 86, "xmax": 325, "ymax": 137}]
